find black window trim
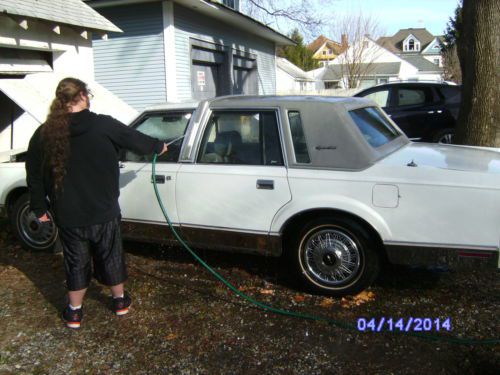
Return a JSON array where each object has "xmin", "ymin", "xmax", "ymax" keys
[{"xmin": 194, "ymin": 107, "xmax": 287, "ymax": 167}]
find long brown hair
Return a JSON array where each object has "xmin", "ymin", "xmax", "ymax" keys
[{"xmin": 41, "ymin": 77, "xmax": 89, "ymax": 193}]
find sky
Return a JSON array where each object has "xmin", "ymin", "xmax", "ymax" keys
[{"xmin": 315, "ymin": 0, "xmax": 460, "ymax": 39}]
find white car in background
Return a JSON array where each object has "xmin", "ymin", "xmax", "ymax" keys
[{"xmin": 1, "ymin": 96, "xmax": 499, "ymax": 296}]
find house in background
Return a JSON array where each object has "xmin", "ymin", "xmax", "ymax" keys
[
  {"xmin": 312, "ymin": 30, "xmax": 443, "ymax": 91},
  {"xmin": 307, "ymin": 35, "xmax": 346, "ymax": 67},
  {"xmin": 276, "ymin": 57, "xmax": 314, "ymax": 93},
  {"xmin": 86, "ymin": 0, "xmax": 293, "ymax": 111},
  {"xmin": 377, "ymin": 28, "xmax": 445, "ymax": 67},
  {"xmin": 0, "ymin": 0, "xmax": 136, "ymax": 152}
]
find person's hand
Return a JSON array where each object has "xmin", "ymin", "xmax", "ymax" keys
[
  {"xmin": 38, "ymin": 213, "xmax": 51, "ymax": 222},
  {"xmin": 158, "ymin": 143, "xmax": 168, "ymax": 156}
]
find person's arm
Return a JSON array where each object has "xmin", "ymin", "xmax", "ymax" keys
[
  {"xmin": 103, "ymin": 115, "xmax": 168, "ymax": 155},
  {"xmin": 25, "ymin": 127, "xmax": 49, "ymax": 220}
]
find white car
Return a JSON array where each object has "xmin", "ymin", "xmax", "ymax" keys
[{"xmin": 1, "ymin": 96, "xmax": 499, "ymax": 296}]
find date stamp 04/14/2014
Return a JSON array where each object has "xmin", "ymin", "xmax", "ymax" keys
[{"xmin": 357, "ymin": 317, "xmax": 452, "ymax": 332}]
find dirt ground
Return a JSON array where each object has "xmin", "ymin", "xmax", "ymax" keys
[{"xmin": 0, "ymin": 219, "xmax": 498, "ymax": 375}]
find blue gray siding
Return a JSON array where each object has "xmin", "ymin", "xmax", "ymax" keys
[
  {"xmin": 93, "ymin": 3, "xmax": 166, "ymax": 111},
  {"xmin": 174, "ymin": 4, "xmax": 276, "ymax": 101}
]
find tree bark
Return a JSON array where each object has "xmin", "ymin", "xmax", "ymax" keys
[{"xmin": 455, "ymin": 0, "xmax": 499, "ymax": 147}]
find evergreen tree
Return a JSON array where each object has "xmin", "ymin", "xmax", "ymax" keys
[{"xmin": 278, "ymin": 29, "xmax": 318, "ymax": 71}]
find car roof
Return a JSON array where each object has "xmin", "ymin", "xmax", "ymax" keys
[
  {"xmin": 143, "ymin": 101, "xmax": 199, "ymax": 112},
  {"xmin": 207, "ymin": 95, "xmax": 368, "ymax": 108}
]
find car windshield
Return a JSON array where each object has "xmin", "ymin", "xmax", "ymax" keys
[{"xmin": 349, "ymin": 107, "xmax": 400, "ymax": 148}]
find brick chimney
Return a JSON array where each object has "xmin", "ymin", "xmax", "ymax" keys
[{"xmin": 341, "ymin": 34, "xmax": 348, "ymax": 50}]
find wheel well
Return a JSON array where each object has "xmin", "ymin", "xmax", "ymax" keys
[
  {"xmin": 5, "ymin": 187, "xmax": 28, "ymax": 216},
  {"xmin": 281, "ymin": 209, "xmax": 387, "ymax": 260}
]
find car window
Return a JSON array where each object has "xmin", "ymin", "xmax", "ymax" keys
[
  {"xmin": 288, "ymin": 111, "xmax": 311, "ymax": 163},
  {"xmin": 125, "ymin": 111, "xmax": 192, "ymax": 163},
  {"xmin": 198, "ymin": 111, "xmax": 283, "ymax": 166},
  {"xmin": 397, "ymin": 88, "xmax": 430, "ymax": 106},
  {"xmin": 349, "ymin": 107, "xmax": 400, "ymax": 148},
  {"xmin": 439, "ymin": 86, "xmax": 462, "ymax": 104},
  {"xmin": 362, "ymin": 89, "xmax": 390, "ymax": 107}
]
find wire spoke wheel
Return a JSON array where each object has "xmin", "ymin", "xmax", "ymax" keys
[
  {"xmin": 12, "ymin": 194, "xmax": 58, "ymax": 251},
  {"xmin": 302, "ymin": 229, "xmax": 361, "ymax": 286}
]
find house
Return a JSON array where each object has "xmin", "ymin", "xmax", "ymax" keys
[
  {"xmin": 0, "ymin": 0, "xmax": 136, "ymax": 152},
  {"xmin": 307, "ymin": 35, "xmax": 346, "ymax": 67},
  {"xmin": 86, "ymin": 0, "xmax": 294, "ymax": 111},
  {"xmin": 377, "ymin": 28, "xmax": 444, "ymax": 67},
  {"xmin": 312, "ymin": 29, "xmax": 444, "ymax": 90},
  {"xmin": 276, "ymin": 57, "xmax": 314, "ymax": 93}
]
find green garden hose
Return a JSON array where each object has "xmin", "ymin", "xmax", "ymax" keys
[{"xmin": 151, "ymin": 153, "xmax": 499, "ymax": 346}]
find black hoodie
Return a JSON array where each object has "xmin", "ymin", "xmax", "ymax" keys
[{"xmin": 26, "ymin": 109, "xmax": 163, "ymax": 227}]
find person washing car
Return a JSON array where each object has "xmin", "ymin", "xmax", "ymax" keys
[{"xmin": 26, "ymin": 77, "xmax": 168, "ymax": 329}]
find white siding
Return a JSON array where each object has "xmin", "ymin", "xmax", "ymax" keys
[
  {"xmin": 93, "ymin": 3, "xmax": 166, "ymax": 112},
  {"xmin": 173, "ymin": 3, "xmax": 276, "ymax": 101}
]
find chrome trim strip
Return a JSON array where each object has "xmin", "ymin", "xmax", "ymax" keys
[
  {"xmin": 122, "ymin": 219, "xmax": 277, "ymax": 237},
  {"xmin": 384, "ymin": 240, "xmax": 499, "ymax": 252}
]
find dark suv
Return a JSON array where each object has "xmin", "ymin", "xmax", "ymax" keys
[{"xmin": 354, "ymin": 82, "xmax": 461, "ymax": 143}]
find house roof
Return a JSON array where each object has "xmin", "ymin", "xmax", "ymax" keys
[
  {"xmin": 320, "ymin": 62, "xmax": 401, "ymax": 81},
  {"xmin": 276, "ymin": 58, "xmax": 313, "ymax": 81},
  {"xmin": 86, "ymin": 0, "xmax": 294, "ymax": 45},
  {"xmin": 400, "ymin": 55, "xmax": 443, "ymax": 73},
  {"xmin": 307, "ymin": 35, "xmax": 344, "ymax": 55},
  {"xmin": 0, "ymin": 0, "xmax": 121, "ymax": 33},
  {"xmin": 377, "ymin": 28, "xmax": 436, "ymax": 53}
]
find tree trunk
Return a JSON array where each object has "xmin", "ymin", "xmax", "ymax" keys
[{"xmin": 455, "ymin": 0, "xmax": 499, "ymax": 147}]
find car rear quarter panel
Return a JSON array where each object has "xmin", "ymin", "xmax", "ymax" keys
[{"xmin": 273, "ymin": 166, "xmax": 500, "ymax": 252}]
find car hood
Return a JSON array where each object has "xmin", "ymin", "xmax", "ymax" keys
[
  {"xmin": 0, "ymin": 148, "xmax": 27, "ymax": 163},
  {"xmin": 379, "ymin": 143, "xmax": 500, "ymax": 174}
]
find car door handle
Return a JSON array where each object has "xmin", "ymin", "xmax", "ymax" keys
[
  {"xmin": 151, "ymin": 175, "xmax": 166, "ymax": 184},
  {"xmin": 119, "ymin": 162, "xmax": 125, "ymax": 169},
  {"xmin": 427, "ymin": 110, "xmax": 435, "ymax": 114},
  {"xmin": 256, "ymin": 179, "xmax": 274, "ymax": 190}
]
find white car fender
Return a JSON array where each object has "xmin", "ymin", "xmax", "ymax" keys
[
  {"xmin": 270, "ymin": 194, "xmax": 393, "ymax": 241},
  {"xmin": 0, "ymin": 165, "xmax": 27, "ymax": 207}
]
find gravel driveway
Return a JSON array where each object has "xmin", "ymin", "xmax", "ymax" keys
[{"xmin": 0, "ymin": 219, "xmax": 498, "ymax": 374}]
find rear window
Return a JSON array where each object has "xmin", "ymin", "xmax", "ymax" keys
[
  {"xmin": 349, "ymin": 107, "xmax": 400, "ymax": 148},
  {"xmin": 439, "ymin": 86, "xmax": 462, "ymax": 104}
]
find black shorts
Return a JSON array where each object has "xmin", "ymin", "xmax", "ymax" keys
[{"xmin": 58, "ymin": 217, "xmax": 127, "ymax": 291}]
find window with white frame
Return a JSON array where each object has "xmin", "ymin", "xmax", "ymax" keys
[{"xmin": 403, "ymin": 36, "xmax": 420, "ymax": 52}]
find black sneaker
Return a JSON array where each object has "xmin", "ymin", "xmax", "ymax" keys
[
  {"xmin": 62, "ymin": 305, "xmax": 83, "ymax": 329},
  {"xmin": 112, "ymin": 293, "xmax": 132, "ymax": 316}
]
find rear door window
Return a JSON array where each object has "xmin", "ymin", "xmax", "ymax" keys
[
  {"xmin": 197, "ymin": 111, "xmax": 283, "ymax": 166},
  {"xmin": 349, "ymin": 107, "xmax": 400, "ymax": 148},
  {"xmin": 362, "ymin": 88, "xmax": 391, "ymax": 108},
  {"xmin": 396, "ymin": 87, "xmax": 432, "ymax": 106}
]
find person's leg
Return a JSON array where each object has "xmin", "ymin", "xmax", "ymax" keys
[
  {"xmin": 110, "ymin": 283, "xmax": 124, "ymax": 298},
  {"xmin": 68, "ymin": 288, "xmax": 87, "ymax": 307},
  {"xmin": 89, "ymin": 217, "xmax": 130, "ymax": 314},
  {"xmin": 58, "ymin": 226, "xmax": 91, "ymax": 328}
]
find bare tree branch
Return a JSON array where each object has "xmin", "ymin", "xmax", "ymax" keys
[
  {"xmin": 329, "ymin": 13, "xmax": 383, "ymax": 89},
  {"xmin": 241, "ymin": 0, "xmax": 335, "ymax": 38}
]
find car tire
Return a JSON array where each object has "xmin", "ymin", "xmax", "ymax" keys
[
  {"xmin": 432, "ymin": 128, "xmax": 454, "ymax": 144},
  {"xmin": 9, "ymin": 193, "xmax": 59, "ymax": 252},
  {"xmin": 288, "ymin": 216, "xmax": 380, "ymax": 296}
]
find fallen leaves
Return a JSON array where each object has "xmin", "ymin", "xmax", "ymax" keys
[
  {"xmin": 165, "ymin": 333, "xmax": 178, "ymax": 341},
  {"xmin": 293, "ymin": 294, "xmax": 306, "ymax": 303},
  {"xmin": 319, "ymin": 298, "xmax": 335, "ymax": 308},
  {"xmin": 341, "ymin": 291, "xmax": 376, "ymax": 308}
]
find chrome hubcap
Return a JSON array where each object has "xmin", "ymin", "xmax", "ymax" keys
[
  {"xmin": 302, "ymin": 229, "xmax": 360, "ymax": 286},
  {"xmin": 438, "ymin": 133, "xmax": 453, "ymax": 144},
  {"xmin": 18, "ymin": 205, "xmax": 57, "ymax": 248}
]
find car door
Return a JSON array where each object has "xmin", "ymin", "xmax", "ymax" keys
[
  {"xmin": 389, "ymin": 85, "xmax": 437, "ymax": 140},
  {"xmin": 118, "ymin": 110, "xmax": 193, "ymax": 225},
  {"xmin": 175, "ymin": 109, "xmax": 291, "ymax": 242}
]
